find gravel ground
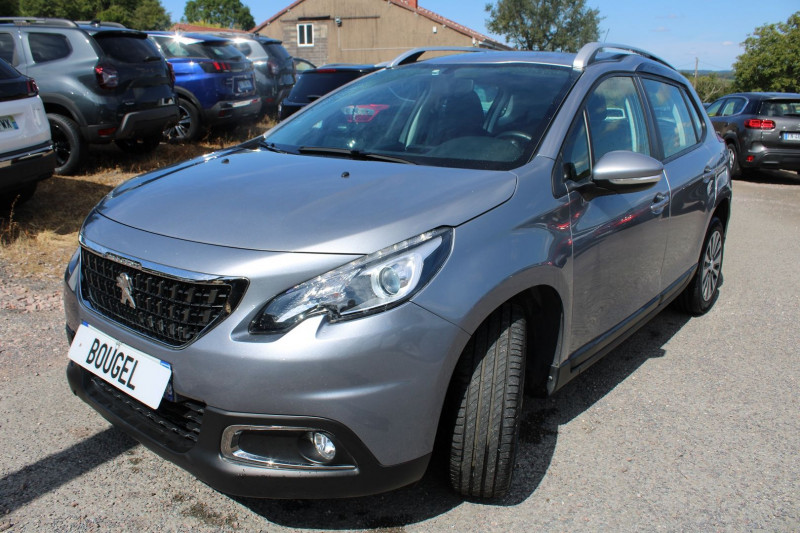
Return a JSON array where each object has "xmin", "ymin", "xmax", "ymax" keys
[{"xmin": 1, "ymin": 176, "xmax": 798, "ymax": 532}]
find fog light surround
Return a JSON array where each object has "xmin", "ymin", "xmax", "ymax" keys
[{"xmin": 221, "ymin": 424, "xmax": 355, "ymax": 471}]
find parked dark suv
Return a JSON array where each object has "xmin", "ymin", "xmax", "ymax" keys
[
  {"xmin": 147, "ymin": 32, "xmax": 260, "ymax": 142},
  {"xmin": 210, "ymin": 32, "xmax": 295, "ymax": 116},
  {"xmin": 707, "ymin": 92, "xmax": 800, "ymax": 176},
  {"xmin": 278, "ymin": 63, "xmax": 380, "ymax": 120},
  {"xmin": 0, "ymin": 18, "xmax": 178, "ymax": 175}
]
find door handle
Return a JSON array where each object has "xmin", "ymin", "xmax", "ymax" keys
[
  {"xmin": 702, "ymin": 166, "xmax": 714, "ymax": 183},
  {"xmin": 650, "ymin": 192, "xmax": 669, "ymax": 214}
]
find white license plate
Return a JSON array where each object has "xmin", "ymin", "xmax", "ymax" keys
[
  {"xmin": 69, "ymin": 322, "xmax": 172, "ymax": 409},
  {"xmin": 783, "ymin": 132, "xmax": 800, "ymax": 141},
  {"xmin": 0, "ymin": 115, "xmax": 18, "ymax": 131},
  {"xmin": 237, "ymin": 79, "xmax": 253, "ymax": 92}
]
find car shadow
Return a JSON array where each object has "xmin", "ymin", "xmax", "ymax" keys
[
  {"xmin": 0, "ymin": 427, "xmax": 136, "ymax": 515},
  {"xmin": 736, "ymin": 169, "xmax": 800, "ymax": 185},
  {"xmin": 234, "ymin": 308, "xmax": 691, "ymax": 528}
]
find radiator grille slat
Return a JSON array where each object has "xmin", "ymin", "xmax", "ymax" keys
[{"xmin": 80, "ymin": 249, "xmax": 241, "ymax": 347}]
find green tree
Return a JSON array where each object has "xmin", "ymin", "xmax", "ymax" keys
[
  {"xmin": 485, "ymin": 0, "xmax": 601, "ymax": 52},
  {"xmin": 691, "ymin": 73, "xmax": 733, "ymax": 103},
  {"xmin": 1, "ymin": 0, "xmax": 20, "ymax": 16},
  {"xmin": 734, "ymin": 11, "xmax": 800, "ymax": 93},
  {"xmin": 18, "ymin": 0, "xmax": 171, "ymax": 29},
  {"xmin": 183, "ymin": 0, "xmax": 255, "ymax": 30}
]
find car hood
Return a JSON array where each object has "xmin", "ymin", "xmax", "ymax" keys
[{"xmin": 95, "ymin": 146, "xmax": 516, "ymax": 254}]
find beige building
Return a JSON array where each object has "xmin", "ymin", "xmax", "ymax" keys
[{"xmin": 252, "ymin": 0, "xmax": 510, "ymax": 66}]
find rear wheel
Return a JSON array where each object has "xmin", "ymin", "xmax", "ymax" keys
[
  {"xmin": 675, "ymin": 217, "xmax": 725, "ymax": 315},
  {"xmin": 164, "ymin": 99, "xmax": 201, "ymax": 142},
  {"xmin": 48, "ymin": 113, "xmax": 84, "ymax": 175},
  {"xmin": 115, "ymin": 135, "xmax": 161, "ymax": 154},
  {"xmin": 447, "ymin": 302, "xmax": 526, "ymax": 499},
  {"xmin": 726, "ymin": 143, "xmax": 740, "ymax": 178}
]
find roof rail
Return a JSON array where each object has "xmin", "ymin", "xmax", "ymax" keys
[
  {"xmin": 0, "ymin": 17, "xmax": 78, "ymax": 28},
  {"xmin": 75, "ymin": 20, "xmax": 127, "ymax": 28},
  {"xmin": 386, "ymin": 46, "xmax": 491, "ymax": 68},
  {"xmin": 573, "ymin": 42, "xmax": 673, "ymax": 71}
]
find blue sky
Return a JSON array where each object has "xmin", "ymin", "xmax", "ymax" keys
[{"xmin": 161, "ymin": 0, "xmax": 799, "ymax": 71}]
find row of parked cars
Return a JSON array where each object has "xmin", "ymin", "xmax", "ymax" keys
[{"xmin": 0, "ymin": 17, "xmax": 306, "ymax": 203}]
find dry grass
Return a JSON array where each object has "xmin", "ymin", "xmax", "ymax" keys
[{"xmin": 0, "ymin": 117, "xmax": 275, "ymax": 281}]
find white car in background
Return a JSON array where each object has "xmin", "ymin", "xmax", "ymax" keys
[{"xmin": 0, "ymin": 57, "xmax": 54, "ymax": 205}]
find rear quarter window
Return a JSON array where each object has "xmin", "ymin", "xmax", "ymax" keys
[
  {"xmin": 0, "ymin": 33, "xmax": 18, "ymax": 65},
  {"xmin": 28, "ymin": 32, "xmax": 71, "ymax": 63},
  {"xmin": 94, "ymin": 34, "xmax": 162, "ymax": 63}
]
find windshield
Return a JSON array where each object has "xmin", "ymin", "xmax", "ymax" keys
[{"xmin": 265, "ymin": 62, "xmax": 577, "ymax": 170}]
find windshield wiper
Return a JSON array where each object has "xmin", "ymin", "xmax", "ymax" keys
[
  {"xmin": 297, "ymin": 146, "xmax": 416, "ymax": 164},
  {"xmin": 259, "ymin": 140, "xmax": 290, "ymax": 154}
]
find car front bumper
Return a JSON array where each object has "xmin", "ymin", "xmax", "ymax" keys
[{"xmin": 62, "ymin": 228, "xmax": 469, "ymax": 497}]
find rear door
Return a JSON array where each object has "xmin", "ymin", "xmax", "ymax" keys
[{"xmin": 640, "ymin": 77, "xmax": 720, "ymax": 289}]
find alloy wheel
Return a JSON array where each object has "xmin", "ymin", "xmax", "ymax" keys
[
  {"xmin": 701, "ymin": 230, "xmax": 723, "ymax": 301},
  {"xmin": 51, "ymin": 123, "xmax": 71, "ymax": 167}
]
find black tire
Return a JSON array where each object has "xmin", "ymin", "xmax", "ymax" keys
[
  {"xmin": 448, "ymin": 302, "xmax": 526, "ymax": 499},
  {"xmin": 726, "ymin": 142, "xmax": 745, "ymax": 179},
  {"xmin": 164, "ymin": 98, "xmax": 201, "ymax": 142},
  {"xmin": 675, "ymin": 217, "xmax": 725, "ymax": 316},
  {"xmin": 48, "ymin": 113, "xmax": 84, "ymax": 175},
  {"xmin": 115, "ymin": 135, "xmax": 161, "ymax": 155}
]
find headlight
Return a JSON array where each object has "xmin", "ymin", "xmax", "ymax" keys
[{"xmin": 250, "ymin": 228, "xmax": 453, "ymax": 333}]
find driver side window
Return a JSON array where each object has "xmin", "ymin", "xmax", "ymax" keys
[{"xmin": 586, "ymin": 77, "xmax": 650, "ymax": 163}]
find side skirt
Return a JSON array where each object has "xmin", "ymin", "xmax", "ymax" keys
[{"xmin": 547, "ymin": 266, "xmax": 696, "ymax": 394}]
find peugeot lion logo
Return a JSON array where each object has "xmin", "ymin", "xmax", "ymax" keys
[{"xmin": 116, "ymin": 273, "xmax": 136, "ymax": 309}]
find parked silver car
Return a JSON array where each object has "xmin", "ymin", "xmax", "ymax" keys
[{"xmin": 64, "ymin": 44, "xmax": 731, "ymax": 499}]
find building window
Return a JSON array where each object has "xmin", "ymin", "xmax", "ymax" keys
[{"xmin": 297, "ymin": 23, "xmax": 314, "ymax": 47}]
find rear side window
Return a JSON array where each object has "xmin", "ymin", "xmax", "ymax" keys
[
  {"xmin": 94, "ymin": 34, "xmax": 162, "ymax": 63},
  {"xmin": 642, "ymin": 79, "xmax": 700, "ymax": 159},
  {"xmin": 0, "ymin": 33, "xmax": 18, "ymax": 65},
  {"xmin": 719, "ymin": 97, "xmax": 746, "ymax": 117},
  {"xmin": 28, "ymin": 32, "xmax": 71, "ymax": 63}
]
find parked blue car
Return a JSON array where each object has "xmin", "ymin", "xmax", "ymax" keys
[{"xmin": 147, "ymin": 32, "xmax": 260, "ymax": 141}]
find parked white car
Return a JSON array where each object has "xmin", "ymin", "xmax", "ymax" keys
[{"xmin": 0, "ymin": 57, "xmax": 54, "ymax": 204}]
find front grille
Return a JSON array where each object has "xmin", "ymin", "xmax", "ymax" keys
[
  {"xmin": 86, "ymin": 374, "xmax": 204, "ymax": 453},
  {"xmin": 80, "ymin": 248, "xmax": 244, "ymax": 347}
]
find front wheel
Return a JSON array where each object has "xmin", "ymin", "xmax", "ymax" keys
[
  {"xmin": 675, "ymin": 217, "xmax": 725, "ymax": 315},
  {"xmin": 447, "ymin": 302, "xmax": 526, "ymax": 499}
]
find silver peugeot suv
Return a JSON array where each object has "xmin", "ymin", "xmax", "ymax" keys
[{"xmin": 64, "ymin": 44, "xmax": 731, "ymax": 499}]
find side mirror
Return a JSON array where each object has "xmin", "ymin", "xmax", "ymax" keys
[{"xmin": 592, "ymin": 151, "xmax": 663, "ymax": 191}]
